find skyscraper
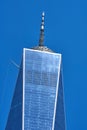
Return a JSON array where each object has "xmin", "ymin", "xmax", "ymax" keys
[{"xmin": 5, "ymin": 12, "xmax": 66, "ymax": 130}]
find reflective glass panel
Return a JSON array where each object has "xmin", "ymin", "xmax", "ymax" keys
[{"xmin": 24, "ymin": 49, "xmax": 61, "ymax": 130}]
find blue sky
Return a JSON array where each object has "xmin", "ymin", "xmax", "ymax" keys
[{"xmin": 0, "ymin": 0, "xmax": 87, "ymax": 130}]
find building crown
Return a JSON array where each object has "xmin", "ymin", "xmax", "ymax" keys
[{"xmin": 32, "ymin": 12, "xmax": 53, "ymax": 53}]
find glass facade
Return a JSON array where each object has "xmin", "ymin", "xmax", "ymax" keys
[
  {"xmin": 54, "ymin": 69, "xmax": 66, "ymax": 130},
  {"xmin": 5, "ymin": 48, "xmax": 66, "ymax": 130},
  {"xmin": 23, "ymin": 49, "xmax": 61, "ymax": 130},
  {"xmin": 5, "ymin": 64, "xmax": 23, "ymax": 130}
]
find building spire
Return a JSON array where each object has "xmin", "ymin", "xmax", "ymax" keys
[{"xmin": 39, "ymin": 12, "xmax": 45, "ymax": 46}]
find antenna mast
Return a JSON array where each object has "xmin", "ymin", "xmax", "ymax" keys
[{"xmin": 39, "ymin": 12, "xmax": 45, "ymax": 46}]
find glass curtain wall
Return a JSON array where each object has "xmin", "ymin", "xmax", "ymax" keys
[{"xmin": 23, "ymin": 49, "xmax": 61, "ymax": 130}]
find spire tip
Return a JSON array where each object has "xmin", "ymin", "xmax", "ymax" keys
[{"xmin": 42, "ymin": 12, "xmax": 45, "ymax": 17}]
